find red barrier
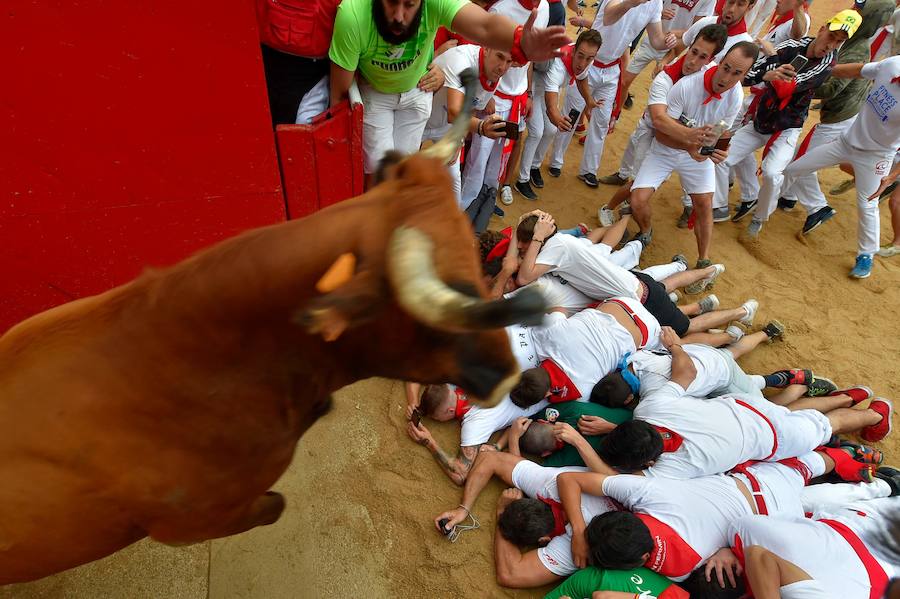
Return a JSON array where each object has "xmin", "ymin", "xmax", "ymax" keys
[{"xmin": 275, "ymin": 99, "xmax": 365, "ymax": 219}]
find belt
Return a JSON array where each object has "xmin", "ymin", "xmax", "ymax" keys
[
  {"xmin": 603, "ymin": 298, "xmax": 649, "ymax": 348},
  {"xmin": 493, "ymin": 89, "xmax": 527, "ymax": 102},
  {"xmin": 734, "ymin": 399, "xmax": 778, "ymax": 460},
  {"xmin": 820, "ymin": 518, "xmax": 889, "ymax": 599},
  {"xmin": 729, "ymin": 463, "xmax": 768, "ymax": 515},
  {"xmin": 593, "ymin": 57, "xmax": 622, "ymax": 69}
]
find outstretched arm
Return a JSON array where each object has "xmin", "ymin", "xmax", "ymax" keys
[
  {"xmin": 434, "ymin": 451, "xmax": 522, "ymax": 530},
  {"xmin": 408, "ymin": 421, "xmax": 479, "ymax": 486},
  {"xmin": 451, "ymin": 4, "xmax": 571, "ymax": 62}
]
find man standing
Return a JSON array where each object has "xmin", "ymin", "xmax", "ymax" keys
[
  {"xmin": 514, "ymin": 29, "xmax": 602, "ymax": 200},
  {"xmin": 329, "ymin": 0, "xmax": 569, "ymax": 186},
  {"xmin": 719, "ymin": 12, "xmax": 857, "ymax": 236},
  {"xmin": 551, "ymin": 0, "xmax": 677, "ymax": 188},
  {"xmin": 782, "ymin": 55, "xmax": 900, "ymax": 278}
]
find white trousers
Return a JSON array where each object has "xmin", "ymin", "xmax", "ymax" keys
[
  {"xmin": 460, "ymin": 98, "xmax": 513, "ymax": 210},
  {"xmin": 716, "ymin": 123, "xmax": 801, "ymax": 218},
  {"xmin": 422, "ymin": 126, "xmax": 463, "ymax": 204},
  {"xmin": 550, "ymin": 81, "xmax": 586, "ymax": 168},
  {"xmin": 619, "ymin": 119, "xmax": 655, "ymax": 180},
  {"xmin": 801, "ymin": 479, "xmax": 893, "ymax": 514},
  {"xmin": 781, "ymin": 117, "xmax": 856, "ymax": 206},
  {"xmin": 359, "ymin": 80, "xmax": 433, "ymax": 174},
  {"xmin": 518, "ymin": 90, "xmax": 558, "ymax": 182},
  {"xmin": 783, "ymin": 137, "xmax": 893, "ymax": 255}
]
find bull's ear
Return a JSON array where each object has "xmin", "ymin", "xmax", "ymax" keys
[
  {"xmin": 316, "ymin": 253, "xmax": 357, "ymax": 293},
  {"xmin": 295, "ymin": 269, "xmax": 384, "ymax": 342}
]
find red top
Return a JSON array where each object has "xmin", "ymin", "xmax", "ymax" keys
[{"xmin": 256, "ymin": 0, "xmax": 341, "ymax": 59}]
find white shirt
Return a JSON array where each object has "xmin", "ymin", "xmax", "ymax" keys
[
  {"xmin": 662, "ymin": 64, "xmax": 742, "ymax": 148},
  {"xmin": 511, "ymin": 460, "xmax": 620, "ymax": 576},
  {"xmin": 682, "ymin": 15, "xmax": 754, "ymax": 62},
  {"xmin": 491, "ymin": 0, "xmax": 550, "ymax": 95},
  {"xmin": 630, "ymin": 343, "xmax": 732, "ymax": 397},
  {"xmin": 536, "ymin": 46, "xmax": 590, "ymax": 95},
  {"xmin": 640, "ymin": 68, "xmax": 680, "ymax": 128},
  {"xmin": 592, "ymin": 0, "xmax": 663, "ymax": 64},
  {"xmin": 665, "ymin": 0, "xmax": 715, "ymax": 32},
  {"xmin": 460, "ymin": 395, "xmax": 549, "ymax": 446},
  {"xmin": 635, "ymin": 382, "xmax": 775, "ymax": 479},
  {"xmin": 843, "ymin": 57, "xmax": 900, "ymax": 153},
  {"xmin": 760, "ymin": 12, "xmax": 810, "ymax": 47},
  {"xmin": 506, "ymin": 274, "xmax": 593, "ymax": 316},
  {"xmin": 745, "ymin": 0, "xmax": 778, "ymax": 38},
  {"xmin": 603, "ymin": 473, "xmax": 753, "ymax": 579},
  {"xmin": 426, "ymin": 45, "xmax": 499, "ymax": 133},
  {"xmin": 536, "ymin": 234, "xmax": 641, "ymax": 300}
]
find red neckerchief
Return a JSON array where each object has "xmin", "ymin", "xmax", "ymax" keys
[
  {"xmin": 560, "ymin": 44, "xmax": 577, "ymax": 85},
  {"xmin": 892, "ymin": 75, "xmax": 900, "ymax": 85},
  {"xmin": 453, "ymin": 387, "xmax": 471, "ymax": 420},
  {"xmin": 478, "ymin": 47, "xmax": 499, "ymax": 92},
  {"xmin": 651, "ymin": 425, "xmax": 684, "ymax": 452},
  {"xmin": 537, "ymin": 495, "xmax": 569, "ymax": 538},
  {"xmin": 517, "ymin": 0, "xmax": 537, "ymax": 8},
  {"xmin": 768, "ymin": 9, "xmax": 793, "ymax": 32},
  {"xmin": 541, "ymin": 359, "xmax": 583, "ymax": 403},
  {"xmin": 702, "ymin": 65, "xmax": 722, "ymax": 104},
  {"xmin": 485, "ymin": 226, "xmax": 513, "ymax": 262},
  {"xmin": 718, "ymin": 15, "xmax": 748, "ymax": 36},
  {"xmin": 636, "ymin": 513, "xmax": 703, "ymax": 577},
  {"xmin": 663, "ymin": 54, "xmax": 689, "ymax": 84}
]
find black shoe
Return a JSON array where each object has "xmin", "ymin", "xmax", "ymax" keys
[
  {"xmin": 623, "ymin": 93, "xmax": 634, "ymax": 110},
  {"xmin": 630, "ymin": 229, "xmax": 653, "ymax": 248},
  {"xmin": 578, "ymin": 172, "xmax": 599, "ymax": 188},
  {"xmin": 802, "ymin": 206, "xmax": 836, "ymax": 235},
  {"xmin": 731, "ymin": 199, "xmax": 758, "ymax": 222},
  {"xmin": 777, "ymin": 197, "xmax": 797, "ymax": 211},
  {"xmin": 493, "ymin": 205, "xmax": 505, "ymax": 217},
  {"xmin": 548, "ymin": 167, "xmax": 561, "ymax": 178},
  {"xmin": 530, "ymin": 168, "xmax": 545, "ymax": 189},
  {"xmin": 514, "ymin": 180, "xmax": 539, "ymax": 201},
  {"xmin": 876, "ymin": 466, "xmax": 900, "ymax": 496}
]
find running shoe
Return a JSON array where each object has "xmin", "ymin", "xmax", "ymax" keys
[
  {"xmin": 677, "ymin": 206, "xmax": 693, "ymax": 229},
  {"xmin": 599, "ymin": 172, "xmax": 629, "ymax": 186},
  {"xmin": 530, "ymin": 168, "xmax": 545, "ymax": 189},
  {"xmin": 762, "ymin": 320, "xmax": 785, "ymax": 340},
  {"xmin": 861, "ymin": 398, "xmax": 893, "ymax": 443},
  {"xmin": 698, "ymin": 294, "xmax": 720, "ymax": 314},
  {"xmin": 548, "ymin": 167, "xmax": 561, "ymax": 178},
  {"xmin": 802, "ymin": 206, "xmax": 836, "ymax": 235},
  {"xmin": 739, "ymin": 299, "xmax": 758, "ymax": 326},
  {"xmin": 578, "ymin": 172, "xmax": 599, "ymax": 188},
  {"xmin": 712, "ymin": 207, "xmax": 730, "ymax": 222},
  {"xmin": 499, "ymin": 185, "xmax": 514, "ymax": 205},
  {"xmin": 850, "ymin": 254, "xmax": 873, "ymax": 279},
  {"xmin": 598, "ymin": 204, "xmax": 616, "ymax": 226},
  {"xmin": 877, "ymin": 244, "xmax": 900, "ymax": 257},
  {"xmin": 732, "ymin": 199, "xmax": 758, "ymax": 222},
  {"xmin": 514, "ymin": 180, "xmax": 538, "ymax": 201},
  {"xmin": 777, "ymin": 197, "xmax": 797, "ymax": 211}
]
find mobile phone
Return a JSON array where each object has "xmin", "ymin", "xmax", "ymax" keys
[
  {"xmin": 788, "ymin": 54, "xmax": 808, "ymax": 74},
  {"xmin": 411, "ymin": 408, "xmax": 422, "ymax": 427},
  {"xmin": 438, "ymin": 518, "xmax": 453, "ymax": 535},
  {"xmin": 568, "ymin": 108, "xmax": 581, "ymax": 124},
  {"xmin": 714, "ymin": 136, "xmax": 731, "ymax": 151},
  {"xmin": 503, "ymin": 121, "xmax": 520, "ymax": 141}
]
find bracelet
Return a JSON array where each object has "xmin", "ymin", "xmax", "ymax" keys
[
  {"xmin": 510, "ymin": 25, "xmax": 528, "ymax": 65},
  {"xmin": 477, "ymin": 119, "xmax": 484, "ymax": 136},
  {"xmin": 533, "ymin": 238, "xmax": 545, "ymax": 244},
  {"xmin": 458, "ymin": 504, "xmax": 471, "ymax": 515}
]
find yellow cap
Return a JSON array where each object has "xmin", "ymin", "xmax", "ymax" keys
[{"xmin": 827, "ymin": 9, "xmax": 862, "ymax": 38}]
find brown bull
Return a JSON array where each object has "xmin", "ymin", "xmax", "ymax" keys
[{"xmin": 0, "ymin": 72, "xmax": 544, "ymax": 583}]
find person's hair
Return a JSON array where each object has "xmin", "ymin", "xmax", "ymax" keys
[
  {"xmin": 478, "ymin": 230, "xmax": 506, "ymax": 277},
  {"xmin": 586, "ymin": 511, "xmax": 653, "ymax": 569},
  {"xmin": 520, "ymin": 421, "xmax": 557, "ymax": 455},
  {"xmin": 575, "ymin": 29, "xmax": 603, "ymax": 52},
  {"xmin": 694, "ymin": 23, "xmax": 728, "ymax": 55},
  {"xmin": 680, "ymin": 568, "xmax": 746, "ymax": 598},
  {"xmin": 498, "ymin": 498, "xmax": 555, "ymax": 545},
  {"xmin": 516, "ymin": 215, "xmax": 538, "ymax": 243},
  {"xmin": 419, "ymin": 384, "xmax": 451, "ymax": 417},
  {"xmin": 597, "ymin": 420, "xmax": 663, "ymax": 472},
  {"xmin": 725, "ymin": 40, "xmax": 761, "ymax": 63},
  {"xmin": 590, "ymin": 372, "xmax": 633, "ymax": 409},
  {"xmin": 510, "ymin": 367, "xmax": 551, "ymax": 408}
]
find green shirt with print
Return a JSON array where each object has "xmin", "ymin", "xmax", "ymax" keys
[
  {"xmin": 329, "ymin": 0, "xmax": 468, "ymax": 93},
  {"xmin": 544, "ymin": 566, "xmax": 687, "ymax": 599},
  {"xmin": 529, "ymin": 401, "xmax": 632, "ymax": 468}
]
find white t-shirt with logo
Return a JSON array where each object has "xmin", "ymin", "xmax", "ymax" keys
[
  {"xmin": 426, "ymin": 44, "xmax": 499, "ymax": 134},
  {"xmin": 635, "ymin": 382, "xmax": 775, "ymax": 479},
  {"xmin": 629, "ymin": 344, "xmax": 732, "ymax": 397},
  {"xmin": 506, "ymin": 274, "xmax": 593, "ymax": 316},
  {"xmin": 535, "ymin": 234, "xmax": 641, "ymax": 300},
  {"xmin": 491, "ymin": 0, "xmax": 550, "ymax": 96},
  {"xmin": 592, "ymin": 0, "xmax": 663, "ymax": 64},
  {"xmin": 682, "ymin": 15, "xmax": 755, "ymax": 62},
  {"xmin": 843, "ymin": 57, "xmax": 900, "ymax": 153},
  {"xmin": 511, "ymin": 460, "xmax": 620, "ymax": 576}
]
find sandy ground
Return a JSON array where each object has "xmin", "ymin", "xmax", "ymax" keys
[{"xmin": 6, "ymin": 2, "xmax": 900, "ymax": 597}]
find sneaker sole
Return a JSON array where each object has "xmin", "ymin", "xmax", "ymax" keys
[
  {"xmin": 577, "ymin": 175, "xmax": 598, "ymax": 188},
  {"xmin": 850, "ymin": 270, "xmax": 872, "ymax": 279},
  {"xmin": 739, "ymin": 301, "xmax": 758, "ymax": 326},
  {"xmin": 712, "ymin": 213, "xmax": 730, "ymax": 223}
]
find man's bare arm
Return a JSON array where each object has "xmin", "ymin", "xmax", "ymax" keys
[
  {"xmin": 451, "ymin": 3, "xmax": 570, "ymax": 62},
  {"xmin": 604, "ymin": 0, "xmax": 643, "ymax": 26},
  {"xmin": 494, "ymin": 490, "xmax": 562, "ymax": 588},
  {"xmin": 329, "ymin": 62, "xmax": 355, "ymax": 105},
  {"xmin": 830, "ymin": 62, "xmax": 865, "ymax": 79},
  {"xmin": 744, "ymin": 546, "xmax": 814, "ymax": 599}
]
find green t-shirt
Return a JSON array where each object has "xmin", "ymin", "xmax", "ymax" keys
[
  {"xmin": 544, "ymin": 566, "xmax": 687, "ymax": 599},
  {"xmin": 530, "ymin": 402, "xmax": 632, "ymax": 468},
  {"xmin": 329, "ymin": 0, "xmax": 468, "ymax": 93}
]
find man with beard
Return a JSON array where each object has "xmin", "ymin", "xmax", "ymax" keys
[{"xmin": 329, "ymin": 0, "xmax": 568, "ymax": 187}]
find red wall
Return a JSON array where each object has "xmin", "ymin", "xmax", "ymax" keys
[{"xmin": 1, "ymin": 1, "xmax": 288, "ymax": 331}]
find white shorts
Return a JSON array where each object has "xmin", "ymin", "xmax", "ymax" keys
[
  {"xmin": 632, "ymin": 139, "xmax": 716, "ymax": 195},
  {"xmin": 511, "ymin": 459, "xmax": 587, "ymax": 498},
  {"xmin": 732, "ymin": 393, "xmax": 833, "ymax": 462},
  {"xmin": 739, "ymin": 453, "xmax": 825, "ymax": 517},
  {"xmin": 626, "ymin": 36, "xmax": 667, "ymax": 75}
]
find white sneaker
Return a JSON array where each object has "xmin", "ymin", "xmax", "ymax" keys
[
  {"xmin": 698, "ymin": 294, "xmax": 719, "ymax": 314},
  {"xmin": 499, "ymin": 185, "xmax": 514, "ymax": 206},
  {"xmin": 598, "ymin": 204, "xmax": 616, "ymax": 227},
  {"xmin": 726, "ymin": 324, "xmax": 745, "ymax": 341},
  {"xmin": 739, "ymin": 299, "xmax": 759, "ymax": 326}
]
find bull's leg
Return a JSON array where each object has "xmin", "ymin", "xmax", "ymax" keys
[{"xmin": 148, "ymin": 491, "xmax": 286, "ymax": 546}]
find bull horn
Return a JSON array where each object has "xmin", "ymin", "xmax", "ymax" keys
[
  {"xmin": 387, "ymin": 226, "xmax": 547, "ymax": 331},
  {"xmin": 418, "ymin": 68, "xmax": 478, "ymax": 164},
  {"xmin": 480, "ymin": 372, "xmax": 519, "ymax": 409}
]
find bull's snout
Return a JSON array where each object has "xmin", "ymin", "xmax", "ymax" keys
[{"xmin": 456, "ymin": 365, "xmax": 519, "ymax": 409}]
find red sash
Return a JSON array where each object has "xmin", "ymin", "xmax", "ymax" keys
[
  {"xmin": 733, "ymin": 398, "xmax": 778, "ymax": 460},
  {"xmin": 492, "ymin": 91, "xmax": 529, "ymax": 183},
  {"xmin": 602, "ymin": 298, "xmax": 650, "ymax": 348},
  {"xmin": 652, "ymin": 425, "xmax": 685, "ymax": 453},
  {"xmin": 820, "ymin": 519, "xmax": 889, "ymax": 599},
  {"xmin": 792, "ymin": 124, "xmax": 816, "ymax": 161},
  {"xmin": 757, "ymin": 130, "xmax": 783, "ymax": 175},
  {"xmin": 636, "ymin": 513, "xmax": 703, "ymax": 577},
  {"xmin": 542, "ymin": 359, "xmax": 583, "ymax": 403},
  {"xmin": 537, "ymin": 494, "xmax": 569, "ymax": 538}
]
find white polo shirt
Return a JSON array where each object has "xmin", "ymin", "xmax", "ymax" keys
[
  {"xmin": 760, "ymin": 11, "xmax": 810, "ymax": 47},
  {"xmin": 490, "ymin": 0, "xmax": 550, "ymax": 96},
  {"xmin": 634, "ymin": 382, "xmax": 775, "ymax": 479},
  {"xmin": 592, "ymin": 0, "xmax": 663, "ymax": 64},
  {"xmin": 682, "ymin": 15, "xmax": 754, "ymax": 62},
  {"xmin": 511, "ymin": 460, "xmax": 621, "ymax": 576},
  {"xmin": 844, "ymin": 57, "xmax": 900, "ymax": 153},
  {"xmin": 629, "ymin": 343, "xmax": 732, "ymax": 397},
  {"xmin": 666, "ymin": 0, "xmax": 715, "ymax": 31},
  {"xmin": 506, "ymin": 274, "xmax": 593, "ymax": 316},
  {"xmin": 460, "ymin": 395, "xmax": 549, "ymax": 446},
  {"xmin": 535, "ymin": 234, "xmax": 641, "ymax": 300},
  {"xmin": 640, "ymin": 67, "xmax": 680, "ymax": 128},
  {"xmin": 536, "ymin": 46, "xmax": 591, "ymax": 95},
  {"xmin": 426, "ymin": 45, "xmax": 500, "ymax": 135}
]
